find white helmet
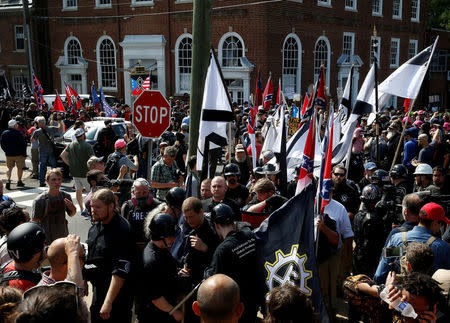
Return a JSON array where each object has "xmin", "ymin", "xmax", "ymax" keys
[{"xmin": 413, "ymin": 163, "xmax": 433, "ymax": 175}]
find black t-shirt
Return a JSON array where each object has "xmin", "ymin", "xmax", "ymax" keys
[
  {"xmin": 333, "ymin": 180, "xmax": 361, "ymax": 215},
  {"xmin": 121, "ymin": 198, "xmax": 161, "ymax": 244},
  {"xmin": 225, "ymin": 184, "xmax": 249, "ymax": 208},
  {"xmin": 203, "ymin": 197, "xmax": 242, "ymax": 221}
]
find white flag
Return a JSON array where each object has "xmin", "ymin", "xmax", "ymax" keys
[{"xmin": 196, "ymin": 54, "xmax": 233, "ymax": 171}]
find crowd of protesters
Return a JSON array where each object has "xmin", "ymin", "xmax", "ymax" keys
[{"xmin": 0, "ymin": 94, "xmax": 448, "ymax": 323}]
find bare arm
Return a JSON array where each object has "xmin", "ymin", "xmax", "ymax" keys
[
  {"xmin": 150, "ymin": 181, "xmax": 178, "ymax": 189},
  {"xmin": 60, "ymin": 148, "xmax": 69, "ymax": 165},
  {"xmin": 152, "ymin": 296, "xmax": 184, "ymax": 322},
  {"xmin": 100, "ymin": 275, "xmax": 125, "ymax": 320},
  {"xmin": 65, "ymin": 234, "xmax": 84, "ymax": 288}
]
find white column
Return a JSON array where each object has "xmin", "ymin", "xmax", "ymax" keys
[{"xmin": 157, "ymin": 59, "xmax": 166, "ymax": 97}]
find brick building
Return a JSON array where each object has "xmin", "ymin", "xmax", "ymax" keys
[{"xmin": 2, "ymin": 0, "xmax": 433, "ymax": 108}]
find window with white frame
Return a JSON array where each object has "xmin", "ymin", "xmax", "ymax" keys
[
  {"xmin": 221, "ymin": 35, "xmax": 243, "ymax": 67},
  {"xmin": 343, "ymin": 32, "xmax": 355, "ymax": 56},
  {"xmin": 14, "ymin": 25, "xmax": 24, "ymax": 51},
  {"xmin": 97, "ymin": 37, "xmax": 116, "ymax": 89},
  {"xmin": 12, "ymin": 75, "xmax": 27, "ymax": 98},
  {"xmin": 314, "ymin": 36, "xmax": 330, "ymax": 87},
  {"xmin": 345, "ymin": 0, "xmax": 356, "ymax": 11},
  {"xmin": 175, "ymin": 35, "xmax": 192, "ymax": 93},
  {"xmin": 390, "ymin": 38, "xmax": 400, "ymax": 68},
  {"xmin": 131, "ymin": 0, "xmax": 154, "ymax": 6},
  {"xmin": 96, "ymin": 0, "xmax": 112, "ymax": 7},
  {"xmin": 393, "ymin": 0, "xmax": 402, "ymax": 19},
  {"xmin": 370, "ymin": 36, "xmax": 381, "ymax": 66},
  {"xmin": 317, "ymin": 0, "xmax": 331, "ymax": 6},
  {"xmin": 408, "ymin": 39, "xmax": 418, "ymax": 59},
  {"xmin": 63, "ymin": 0, "xmax": 77, "ymax": 9},
  {"xmin": 372, "ymin": 0, "xmax": 382, "ymax": 15},
  {"xmin": 66, "ymin": 38, "xmax": 82, "ymax": 65},
  {"xmin": 411, "ymin": 0, "xmax": 419, "ymax": 22},
  {"xmin": 282, "ymin": 35, "xmax": 301, "ymax": 95}
]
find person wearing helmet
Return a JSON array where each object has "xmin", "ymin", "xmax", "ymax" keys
[
  {"xmin": 121, "ymin": 178, "xmax": 161, "ymax": 251},
  {"xmin": 203, "ymin": 177, "xmax": 241, "ymax": 222},
  {"xmin": 352, "ymin": 184, "xmax": 384, "ymax": 277},
  {"xmin": 223, "ymin": 163, "xmax": 249, "ymax": 208},
  {"xmin": 205, "ymin": 203, "xmax": 258, "ymax": 323},
  {"xmin": 138, "ymin": 213, "xmax": 184, "ymax": 323},
  {"xmin": 165, "ymin": 187, "xmax": 185, "ymax": 220},
  {"xmin": 85, "ymin": 188, "xmax": 134, "ymax": 323},
  {"xmin": 374, "ymin": 203, "xmax": 450, "ymax": 284},
  {"xmin": 371, "ymin": 169, "xmax": 391, "ymax": 189},
  {"xmin": 231, "ymin": 144, "xmax": 251, "ymax": 185},
  {"xmin": 1, "ymin": 222, "xmax": 45, "ymax": 292},
  {"xmin": 390, "ymin": 164, "xmax": 413, "ymax": 196},
  {"xmin": 413, "ymin": 163, "xmax": 436, "ymax": 192}
]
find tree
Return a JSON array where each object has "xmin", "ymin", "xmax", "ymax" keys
[{"xmin": 428, "ymin": 0, "xmax": 450, "ymax": 30}]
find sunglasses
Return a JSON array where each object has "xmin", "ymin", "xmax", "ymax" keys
[
  {"xmin": 23, "ymin": 281, "xmax": 79, "ymax": 310},
  {"xmin": 333, "ymin": 173, "xmax": 345, "ymax": 177}
]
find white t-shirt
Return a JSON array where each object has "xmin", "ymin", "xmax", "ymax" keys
[
  {"xmin": 323, "ymin": 199, "xmax": 354, "ymax": 249},
  {"xmin": 0, "ymin": 235, "xmax": 11, "ymax": 267}
]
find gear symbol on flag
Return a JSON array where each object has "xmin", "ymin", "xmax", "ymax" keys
[{"xmin": 264, "ymin": 244, "xmax": 312, "ymax": 300}]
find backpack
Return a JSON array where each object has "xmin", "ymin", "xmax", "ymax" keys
[
  {"xmin": 0, "ymin": 260, "xmax": 42, "ymax": 286},
  {"xmin": 104, "ymin": 153, "xmax": 122, "ymax": 180},
  {"xmin": 399, "ymin": 232, "xmax": 436, "ymax": 276}
]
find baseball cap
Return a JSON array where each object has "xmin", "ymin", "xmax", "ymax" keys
[
  {"xmin": 114, "ymin": 139, "xmax": 127, "ymax": 150},
  {"xmin": 413, "ymin": 120, "xmax": 423, "ymax": 127},
  {"xmin": 8, "ymin": 120, "xmax": 17, "ymax": 128},
  {"xmin": 364, "ymin": 162, "xmax": 377, "ymax": 171},
  {"xmin": 405, "ymin": 127, "xmax": 418, "ymax": 138},
  {"xmin": 74, "ymin": 128, "xmax": 85, "ymax": 138},
  {"xmin": 419, "ymin": 202, "xmax": 450, "ymax": 224},
  {"xmin": 235, "ymin": 144, "xmax": 245, "ymax": 153},
  {"xmin": 87, "ymin": 156, "xmax": 104, "ymax": 169},
  {"xmin": 159, "ymin": 141, "xmax": 169, "ymax": 148},
  {"xmin": 444, "ymin": 122, "xmax": 450, "ymax": 130}
]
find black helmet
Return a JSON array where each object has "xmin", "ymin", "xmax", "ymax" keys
[
  {"xmin": 390, "ymin": 164, "xmax": 408, "ymax": 179},
  {"xmin": 149, "ymin": 213, "xmax": 178, "ymax": 241},
  {"xmin": 371, "ymin": 169, "xmax": 390, "ymax": 185},
  {"xmin": 361, "ymin": 184, "xmax": 382, "ymax": 203},
  {"xmin": 7, "ymin": 222, "xmax": 45, "ymax": 262},
  {"xmin": 165, "ymin": 187, "xmax": 186, "ymax": 209},
  {"xmin": 224, "ymin": 163, "xmax": 241, "ymax": 177},
  {"xmin": 261, "ymin": 163, "xmax": 279, "ymax": 175},
  {"xmin": 211, "ymin": 203, "xmax": 234, "ymax": 225}
]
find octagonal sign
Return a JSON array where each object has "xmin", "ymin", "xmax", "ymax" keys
[{"xmin": 133, "ymin": 90, "xmax": 171, "ymax": 138}]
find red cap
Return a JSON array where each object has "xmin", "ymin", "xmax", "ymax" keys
[
  {"xmin": 114, "ymin": 139, "xmax": 126, "ymax": 150},
  {"xmin": 419, "ymin": 203, "xmax": 450, "ymax": 224}
]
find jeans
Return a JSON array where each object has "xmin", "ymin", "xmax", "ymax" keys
[
  {"xmin": 31, "ymin": 148, "xmax": 39, "ymax": 176},
  {"xmin": 39, "ymin": 150, "xmax": 57, "ymax": 183}
]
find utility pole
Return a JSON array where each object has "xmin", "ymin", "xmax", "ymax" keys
[
  {"xmin": 22, "ymin": 0, "xmax": 34, "ymax": 83},
  {"xmin": 188, "ymin": 0, "xmax": 212, "ymax": 159}
]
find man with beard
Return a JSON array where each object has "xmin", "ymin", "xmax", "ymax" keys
[
  {"xmin": 386, "ymin": 123, "xmax": 403, "ymax": 167},
  {"xmin": 223, "ymin": 163, "xmax": 249, "ymax": 208},
  {"xmin": 431, "ymin": 166, "xmax": 450, "ymax": 194},
  {"xmin": 331, "ymin": 165, "xmax": 360, "ymax": 222},
  {"xmin": 231, "ymin": 144, "xmax": 250, "ymax": 185},
  {"xmin": 413, "ymin": 164, "xmax": 436, "ymax": 192}
]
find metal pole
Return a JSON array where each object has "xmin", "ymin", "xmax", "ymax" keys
[
  {"xmin": 147, "ymin": 139, "xmax": 153, "ymax": 182},
  {"xmin": 23, "ymin": 0, "xmax": 34, "ymax": 83},
  {"xmin": 187, "ymin": 0, "xmax": 212, "ymax": 160}
]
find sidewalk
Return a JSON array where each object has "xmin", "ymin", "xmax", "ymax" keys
[{"xmin": 0, "ymin": 161, "xmax": 34, "ymax": 187}]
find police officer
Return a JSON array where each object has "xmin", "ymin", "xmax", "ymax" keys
[
  {"xmin": 121, "ymin": 178, "xmax": 161, "ymax": 251},
  {"xmin": 85, "ymin": 188, "xmax": 134, "ymax": 323},
  {"xmin": 205, "ymin": 204, "xmax": 258, "ymax": 323},
  {"xmin": 138, "ymin": 213, "xmax": 184, "ymax": 323},
  {"xmin": 1, "ymin": 222, "xmax": 45, "ymax": 292},
  {"xmin": 352, "ymin": 184, "xmax": 384, "ymax": 277}
]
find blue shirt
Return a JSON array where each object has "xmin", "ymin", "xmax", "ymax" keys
[
  {"xmin": 383, "ymin": 221, "xmax": 417, "ymax": 247},
  {"xmin": 403, "ymin": 138, "xmax": 417, "ymax": 170},
  {"xmin": 373, "ymin": 225, "xmax": 450, "ymax": 284}
]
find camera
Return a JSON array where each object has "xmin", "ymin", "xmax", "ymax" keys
[{"xmin": 383, "ymin": 246, "xmax": 403, "ymax": 259}]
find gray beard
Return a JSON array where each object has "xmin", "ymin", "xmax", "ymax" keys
[{"xmin": 236, "ymin": 155, "xmax": 246, "ymax": 163}]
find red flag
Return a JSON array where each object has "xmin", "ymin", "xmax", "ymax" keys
[
  {"xmin": 320, "ymin": 113, "xmax": 334, "ymax": 214},
  {"xmin": 296, "ymin": 113, "xmax": 316, "ymax": 195},
  {"xmin": 276, "ymin": 78, "xmax": 281, "ymax": 105},
  {"xmin": 64, "ymin": 82, "xmax": 82, "ymax": 111},
  {"xmin": 32, "ymin": 73, "xmax": 44, "ymax": 109},
  {"xmin": 262, "ymin": 75, "xmax": 273, "ymax": 111},
  {"xmin": 301, "ymin": 93, "xmax": 310, "ymax": 117},
  {"xmin": 53, "ymin": 93, "xmax": 65, "ymax": 112},
  {"xmin": 255, "ymin": 69, "xmax": 263, "ymax": 106},
  {"xmin": 64, "ymin": 82, "xmax": 72, "ymax": 106},
  {"xmin": 403, "ymin": 98, "xmax": 411, "ymax": 113},
  {"xmin": 315, "ymin": 66, "xmax": 328, "ymax": 110}
]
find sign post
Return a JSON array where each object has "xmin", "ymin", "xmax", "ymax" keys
[{"xmin": 132, "ymin": 90, "xmax": 171, "ymax": 181}]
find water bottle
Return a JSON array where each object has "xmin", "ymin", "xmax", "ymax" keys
[{"xmin": 379, "ymin": 287, "xmax": 418, "ymax": 319}]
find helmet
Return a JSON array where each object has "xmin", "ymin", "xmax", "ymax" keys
[
  {"xmin": 413, "ymin": 163, "xmax": 433, "ymax": 175},
  {"xmin": 165, "ymin": 187, "xmax": 186, "ymax": 209},
  {"xmin": 149, "ymin": 213, "xmax": 178, "ymax": 241},
  {"xmin": 223, "ymin": 163, "xmax": 241, "ymax": 177},
  {"xmin": 390, "ymin": 164, "xmax": 408, "ymax": 179},
  {"xmin": 371, "ymin": 169, "xmax": 390, "ymax": 185},
  {"xmin": 210, "ymin": 203, "xmax": 234, "ymax": 225},
  {"xmin": 361, "ymin": 184, "xmax": 382, "ymax": 203},
  {"xmin": 7, "ymin": 222, "xmax": 46, "ymax": 262}
]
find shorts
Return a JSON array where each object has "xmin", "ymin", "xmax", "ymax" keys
[
  {"xmin": 74, "ymin": 177, "xmax": 89, "ymax": 190},
  {"xmin": 6, "ymin": 156, "xmax": 25, "ymax": 170}
]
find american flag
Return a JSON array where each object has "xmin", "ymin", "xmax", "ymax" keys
[
  {"xmin": 33, "ymin": 72, "xmax": 44, "ymax": 109},
  {"xmin": 318, "ymin": 111, "xmax": 334, "ymax": 214},
  {"xmin": 142, "ymin": 71, "xmax": 152, "ymax": 90},
  {"xmin": 100, "ymin": 87, "xmax": 117, "ymax": 117}
]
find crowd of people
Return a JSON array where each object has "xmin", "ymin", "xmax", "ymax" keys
[{"xmin": 0, "ymin": 95, "xmax": 448, "ymax": 323}]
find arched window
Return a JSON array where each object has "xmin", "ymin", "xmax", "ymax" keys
[
  {"xmin": 66, "ymin": 38, "xmax": 81, "ymax": 65},
  {"xmin": 314, "ymin": 36, "xmax": 330, "ymax": 87},
  {"xmin": 97, "ymin": 37, "xmax": 117, "ymax": 89},
  {"xmin": 175, "ymin": 34, "xmax": 192, "ymax": 93},
  {"xmin": 220, "ymin": 33, "xmax": 244, "ymax": 67},
  {"xmin": 282, "ymin": 34, "xmax": 302, "ymax": 95}
]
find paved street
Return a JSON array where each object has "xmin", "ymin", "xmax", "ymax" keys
[{"xmin": 0, "ymin": 148, "xmax": 91, "ymax": 242}]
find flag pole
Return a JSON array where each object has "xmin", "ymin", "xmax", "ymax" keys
[
  {"xmin": 390, "ymin": 36, "xmax": 439, "ymax": 171},
  {"xmin": 373, "ymin": 26, "xmax": 380, "ymax": 165}
]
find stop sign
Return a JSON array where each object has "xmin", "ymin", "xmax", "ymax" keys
[{"xmin": 133, "ymin": 90, "xmax": 171, "ymax": 138}]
